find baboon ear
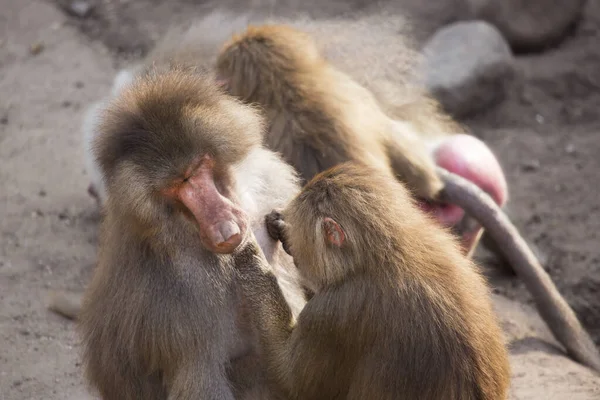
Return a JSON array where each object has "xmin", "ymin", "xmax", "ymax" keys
[
  {"xmin": 322, "ymin": 217, "xmax": 345, "ymax": 247},
  {"xmin": 215, "ymin": 77, "xmax": 229, "ymax": 89}
]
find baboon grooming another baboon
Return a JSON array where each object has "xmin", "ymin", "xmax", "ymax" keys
[
  {"xmin": 237, "ymin": 162, "xmax": 511, "ymax": 399},
  {"xmin": 52, "ymin": 12, "xmax": 600, "ymax": 374},
  {"xmin": 216, "ymin": 23, "xmax": 600, "ymax": 373}
]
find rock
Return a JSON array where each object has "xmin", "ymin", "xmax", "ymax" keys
[
  {"xmin": 466, "ymin": 0, "xmax": 585, "ymax": 51},
  {"xmin": 29, "ymin": 42, "xmax": 45, "ymax": 56},
  {"xmin": 520, "ymin": 159, "xmax": 540, "ymax": 172},
  {"xmin": 565, "ymin": 143, "xmax": 576, "ymax": 155},
  {"xmin": 64, "ymin": 1, "xmax": 94, "ymax": 19},
  {"xmin": 422, "ymin": 21, "xmax": 516, "ymax": 118}
]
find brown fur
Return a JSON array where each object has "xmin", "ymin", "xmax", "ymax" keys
[
  {"xmin": 81, "ymin": 15, "xmax": 486, "ymax": 254},
  {"xmin": 238, "ymin": 163, "xmax": 511, "ymax": 400},
  {"xmin": 78, "ymin": 67, "xmax": 295, "ymax": 399},
  {"xmin": 276, "ymin": 13, "xmax": 503, "ymax": 259},
  {"xmin": 216, "ymin": 24, "xmax": 443, "ymax": 201},
  {"xmin": 279, "ymin": 14, "xmax": 466, "ymax": 140}
]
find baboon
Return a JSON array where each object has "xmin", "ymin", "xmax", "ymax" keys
[
  {"xmin": 216, "ymin": 24, "xmax": 443, "ymax": 205},
  {"xmin": 212, "ymin": 16, "xmax": 508, "ymax": 256},
  {"xmin": 63, "ymin": 12, "xmax": 600, "ymax": 373},
  {"xmin": 78, "ymin": 67, "xmax": 303, "ymax": 399},
  {"xmin": 237, "ymin": 162, "xmax": 511, "ymax": 399}
]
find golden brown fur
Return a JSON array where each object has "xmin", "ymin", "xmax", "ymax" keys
[
  {"xmin": 78, "ymin": 67, "xmax": 300, "ymax": 399},
  {"xmin": 281, "ymin": 13, "xmax": 466, "ymax": 141},
  {"xmin": 238, "ymin": 162, "xmax": 511, "ymax": 400},
  {"xmin": 82, "ymin": 15, "xmax": 501, "ymax": 257},
  {"xmin": 72, "ymin": 15, "xmax": 600, "ymax": 380},
  {"xmin": 214, "ymin": 21, "xmax": 512, "ymax": 258},
  {"xmin": 216, "ymin": 24, "xmax": 443, "ymax": 201}
]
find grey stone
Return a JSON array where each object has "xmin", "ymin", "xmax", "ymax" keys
[
  {"xmin": 422, "ymin": 21, "xmax": 516, "ymax": 118},
  {"xmin": 66, "ymin": 1, "xmax": 94, "ymax": 19},
  {"xmin": 466, "ymin": 0, "xmax": 585, "ymax": 51}
]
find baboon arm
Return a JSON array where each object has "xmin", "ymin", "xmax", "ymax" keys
[
  {"xmin": 234, "ymin": 242, "xmax": 305, "ymax": 393},
  {"xmin": 237, "ymin": 264, "xmax": 296, "ymax": 386},
  {"xmin": 385, "ymin": 129, "xmax": 444, "ymax": 201},
  {"xmin": 248, "ymin": 273, "xmax": 340, "ymax": 397}
]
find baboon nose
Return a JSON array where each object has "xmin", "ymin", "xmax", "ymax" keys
[{"xmin": 210, "ymin": 221, "xmax": 242, "ymax": 254}]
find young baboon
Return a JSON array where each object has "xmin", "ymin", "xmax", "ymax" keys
[
  {"xmin": 78, "ymin": 67, "xmax": 303, "ymax": 399},
  {"xmin": 214, "ymin": 22, "xmax": 508, "ymax": 257},
  {"xmin": 237, "ymin": 162, "xmax": 511, "ymax": 400},
  {"xmin": 216, "ymin": 24, "xmax": 444, "ymax": 204}
]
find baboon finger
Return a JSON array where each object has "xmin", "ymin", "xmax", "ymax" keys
[{"xmin": 265, "ymin": 210, "xmax": 292, "ymax": 256}]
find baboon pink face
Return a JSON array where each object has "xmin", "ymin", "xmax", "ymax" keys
[{"xmin": 164, "ymin": 154, "xmax": 247, "ymax": 254}]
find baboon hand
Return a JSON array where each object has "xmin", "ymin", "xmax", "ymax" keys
[{"xmin": 265, "ymin": 209, "xmax": 291, "ymax": 256}]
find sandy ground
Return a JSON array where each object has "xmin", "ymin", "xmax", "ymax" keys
[{"xmin": 1, "ymin": 0, "xmax": 600, "ymax": 399}]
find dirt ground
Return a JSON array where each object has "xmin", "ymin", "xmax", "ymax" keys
[
  {"xmin": 467, "ymin": 0, "xmax": 600, "ymax": 342},
  {"xmin": 1, "ymin": 0, "xmax": 600, "ymax": 399}
]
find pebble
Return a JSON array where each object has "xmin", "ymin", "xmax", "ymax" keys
[
  {"xmin": 30, "ymin": 210, "xmax": 44, "ymax": 218},
  {"xmin": 29, "ymin": 42, "xmax": 44, "ymax": 56},
  {"xmin": 565, "ymin": 143, "xmax": 576, "ymax": 154},
  {"xmin": 422, "ymin": 21, "xmax": 516, "ymax": 118},
  {"xmin": 528, "ymin": 214, "xmax": 542, "ymax": 224},
  {"xmin": 65, "ymin": 1, "xmax": 94, "ymax": 18},
  {"xmin": 521, "ymin": 159, "xmax": 540, "ymax": 172}
]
